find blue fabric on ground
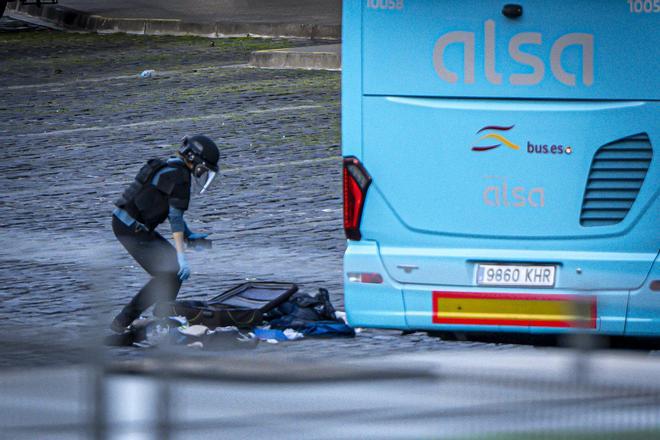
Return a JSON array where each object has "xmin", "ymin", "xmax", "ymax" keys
[
  {"xmin": 268, "ymin": 315, "xmax": 355, "ymax": 338},
  {"xmin": 299, "ymin": 321, "xmax": 355, "ymax": 338},
  {"xmin": 253, "ymin": 328, "xmax": 289, "ymax": 341}
]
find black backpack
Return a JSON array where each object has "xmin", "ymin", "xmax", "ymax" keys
[
  {"xmin": 263, "ymin": 289, "xmax": 355, "ymax": 338},
  {"xmin": 264, "ymin": 288, "xmax": 337, "ymax": 325}
]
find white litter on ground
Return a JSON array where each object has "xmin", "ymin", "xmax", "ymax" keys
[
  {"xmin": 178, "ymin": 325, "xmax": 209, "ymax": 337},
  {"xmin": 334, "ymin": 311, "xmax": 348, "ymax": 324},
  {"xmin": 139, "ymin": 69, "xmax": 155, "ymax": 78},
  {"xmin": 283, "ymin": 329, "xmax": 304, "ymax": 340}
]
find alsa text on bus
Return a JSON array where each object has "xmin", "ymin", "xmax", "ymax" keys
[{"xmin": 433, "ymin": 20, "xmax": 594, "ymax": 87}]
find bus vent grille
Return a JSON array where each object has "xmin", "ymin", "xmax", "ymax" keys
[{"xmin": 580, "ymin": 133, "xmax": 653, "ymax": 227}]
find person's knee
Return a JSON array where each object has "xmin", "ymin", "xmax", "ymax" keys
[
  {"xmin": 153, "ymin": 271, "xmax": 182, "ymax": 295},
  {"xmin": 155, "ymin": 270, "xmax": 181, "ymax": 283},
  {"xmin": 150, "ymin": 257, "xmax": 180, "ymax": 278}
]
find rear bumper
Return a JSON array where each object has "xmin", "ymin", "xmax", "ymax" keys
[
  {"xmin": 344, "ymin": 240, "xmax": 408, "ymax": 329},
  {"xmin": 344, "ymin": 241, "xmax": 660, "ymax": 336}
]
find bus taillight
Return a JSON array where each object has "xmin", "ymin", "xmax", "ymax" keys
[{"xmin": 343, "ymin": 157, "xmax": 372, "ymax": 241}]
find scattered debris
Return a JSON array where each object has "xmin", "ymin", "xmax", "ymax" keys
[
  {"xmin": 107, "ymin": 284, "xmax": 355, "ymax": 350},
  {"xmin": 139, "ymin": 69, "xmax": 155, "ymax": 78}
]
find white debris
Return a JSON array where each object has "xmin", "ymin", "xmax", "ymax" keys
[
  {"xmin": 334, "ymin": 311, "xmax": 348, "ymax": 324},
  {"xmin": 170, "ymin": 316, "xmax": 188, "ymax": 327},
  {"xmin": 178, "ymin": 325, "xmax": 209, "ymax": 337},
  {"xmin": 283, "ymin": 329, "xmax": 304, "ymax": 340},
  {"xmin": 214, "ymin": 325, "xmax": 240, "ymax": 333}
]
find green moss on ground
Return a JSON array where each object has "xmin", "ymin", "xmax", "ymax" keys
[
  {"xmin": 0, "ymin": 29, "xmax": 301, "ymax": 86},
  {"xmin": 0, "ymin": 30, "xmax": 293, "ymax": 50}
]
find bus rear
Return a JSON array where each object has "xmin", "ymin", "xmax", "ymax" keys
[{"xmin": 342, "ymin": 0, "xmax": 659, "ymax": 335}]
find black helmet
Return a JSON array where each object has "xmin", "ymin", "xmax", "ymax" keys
[{"xmin": 178, "ymin": 135, "xmax": 220, "ymax": 193}]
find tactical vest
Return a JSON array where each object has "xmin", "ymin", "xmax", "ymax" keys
[{"xmin": 115, "ymin": 158, "xmax": 175, "ymax": 231}]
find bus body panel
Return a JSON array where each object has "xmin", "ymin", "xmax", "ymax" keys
[
  {"xmin": 363, "ymin": 97, "xmax": 658, "ymax": 241},
  {"xmin": 625, "ymin": 255, "xmax": 660, "ymax": 335},
  {"xmin": 341, "ymin": 0, "xmax": 363, "ymax": 158},
  {"xmin": 344, "ymin": 240, "xmax": 407, "ymax": 328},
  {"xmin": 346, "ymin": 181, "xmax": 657, "ymax": 335},
  {"xmin": 359, "ymin": 182, "xmax": 658, "ymax": 292},
  {"xmin": 344, "ymin": 253, "xmax": 660, "ymax": 337},
  {"xmin": 362, "ymin": 0, "xmax": 660, "ymax": 100},
  {"xmin": 343, "ymin": 0, "xmax": 660, "ymax": 336}
]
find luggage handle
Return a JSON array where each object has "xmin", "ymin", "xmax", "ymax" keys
[
  {"xmin": 184, "ymin": 309, "xmax": 204, "ymax": 324},
  {"xmin": 227, "ymin": 309, "xmax": 260, "ymax": 327},
  {"xmin": 186, "ymin": 309, "xmax": 213, "ymax": 324}
]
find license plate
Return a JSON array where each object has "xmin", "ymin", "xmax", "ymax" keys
[{"xmin": 476, "ymin": 264, "xmax": 556, "ymax": 287}]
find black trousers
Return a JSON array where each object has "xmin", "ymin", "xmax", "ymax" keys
[{"xmin": 112, "ymin": 216, "xmax": 182, "ymax": 319}]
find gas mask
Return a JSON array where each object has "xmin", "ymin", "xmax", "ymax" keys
[{"xmin": 192, "ymin": 164, "xmax": 217, "ymax": 194}]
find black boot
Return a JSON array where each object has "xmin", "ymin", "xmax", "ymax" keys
[{"xmin": 110, "ymin": 308, "xmax": 140, "ymax": 333}]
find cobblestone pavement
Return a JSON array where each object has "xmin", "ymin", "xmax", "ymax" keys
[
  {"xmin": 34, "ymin": 0, "xmax": 341, "ymax": 25},
  {"xmin": 0, "ymin": 21, "xmax": 540, "ymax": 366}
]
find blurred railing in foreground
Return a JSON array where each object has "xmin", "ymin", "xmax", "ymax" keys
[{"xmin": 1, "ymin": 324, "xmax": 660, "ymax": 440}]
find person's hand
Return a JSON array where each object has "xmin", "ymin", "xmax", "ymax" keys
[
  {"xmin": 186, "ymin": 232, "xmax": 209, "ymax": 241},
  {"xmin": 177, "ymin": 253, "xmax": 191, "ymax": 281}
]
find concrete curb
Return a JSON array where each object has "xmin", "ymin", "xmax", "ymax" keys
[
  {"xmin": 7, "ymin": 1, "xmax": 340, "ymax": 39},
  {"xmin": 250, "ymin": 44, "xmax": 341, "ymax": 70}
]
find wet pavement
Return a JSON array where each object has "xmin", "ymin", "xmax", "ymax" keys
[{"xmin": 1, "ymin": 19, "xmax": 540, "ymax": 366}]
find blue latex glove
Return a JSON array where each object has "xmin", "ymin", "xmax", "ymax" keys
[
  {"xmin": 186, "ymin": 232, "xmax": 209, "ymax": 241},
  {"xmin": 176, "ymin": 253, "xmax": 191, "ymax": 281}
]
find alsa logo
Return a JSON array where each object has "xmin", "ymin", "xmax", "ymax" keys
[
  {"xmin": 472, "ymin": 125, "xmax": 573, "ymax": 156},
  {"xmin": 433, "ymin": 20, "xmax": 594, "ymax": 87},
  {"xmin": 483, "ymin": 176, "xmax": 545, "ymax": 208}
]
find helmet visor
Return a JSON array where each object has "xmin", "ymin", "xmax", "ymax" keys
[{"xmin": 193, "ymin": 170, "xmax": 217, "ymax": 194}]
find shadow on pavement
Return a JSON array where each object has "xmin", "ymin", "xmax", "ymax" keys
[{"xmin": 426, "ymin": 331, "xmax": 660, "ymax": 351}]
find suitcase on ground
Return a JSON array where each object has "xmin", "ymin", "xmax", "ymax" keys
[{"xmin": 154, "ymin": 282, "xmax": 298, "ymax": 329}]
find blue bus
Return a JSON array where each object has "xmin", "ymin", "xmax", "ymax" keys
[{"xmin": 342, "ymin": 0, "xmax": 659, "ymax": 335}]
